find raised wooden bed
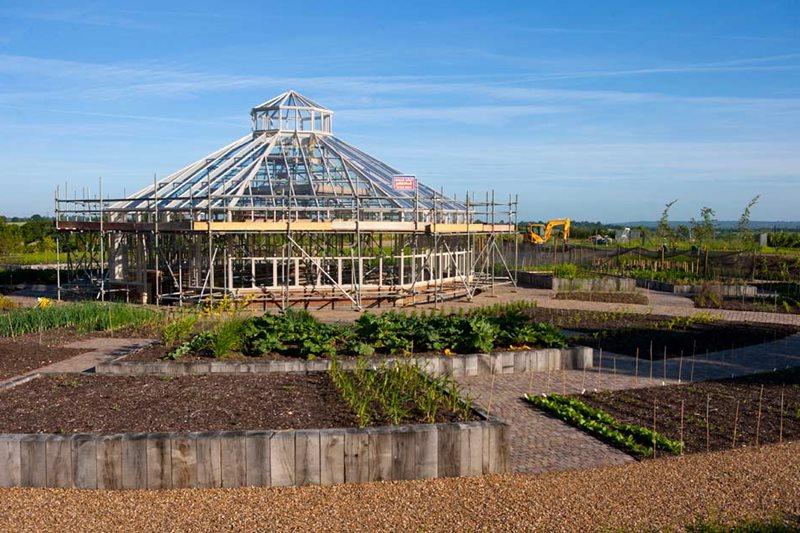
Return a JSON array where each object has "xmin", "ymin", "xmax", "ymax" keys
[
  {"xmin": 635, "ymin": 279, "xmax": 757, "ymax": 297},
  {"xmin": 0, "ymin": 417, "xmax": 508, "ymax": 489},
  {"xmin": 516, "ymin": 271, "xmax": 636, "ymax": 292},
  {"xmin": 96, "ymin": 347, "xmax": 594, "ymax": 377}
]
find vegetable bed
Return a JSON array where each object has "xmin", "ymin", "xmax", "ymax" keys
[
  {"xmin": 0, "ymin": 364, "xmax": 479, "ymax": 434},
  {"xmin": 161, "ymin": 303, "xmax": 568, "ymax": 361},
  {"xmin": 525, "ymin": 393, "xmax": 681, "ymax": 458},
  {"xmin": 578, "ymin": 368, "xmax": 800, "ymax": 454}
]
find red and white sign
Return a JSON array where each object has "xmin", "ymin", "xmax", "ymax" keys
[{"xmin": 392, "ymin": 175, "xmax": 417, "ymax": 191}]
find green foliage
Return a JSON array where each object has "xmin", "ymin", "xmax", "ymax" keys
[
  {"xmin": 551, "ymin": 262, "xmax": 580, "ymax": 279},
  {"xmin": 525, "ymin": 393, "xmax": 683, "ymax": 458},
  {"xmin": 161, "ymin": 313, "xmax": 199, "ymax": 348},
  {"xmin": 0, "ymin": 302, "xmax": 159, "ymax": 337},
  {"xmin": 686, "ymin": 516, "xmax": 799, "ymax": 533},
  {"xmin": 329, "ymin": 358, "xmax": 474, "ymax": 427},
  {"xmin": 171, "ymin": 301, "xmax": 567, "ymax": 360},
  {"xmin": 690, "ymin": 206, "xmax": 717, "ymax": 246},
  {"xmin": 209, "ymin": 318, "xmax": 246, "ymax": 358},
  {"xmin": 767, "ymin": 232, "xmax": 800, "ymax": 249},
  {"xmin": 168, "ymin": 331, "xmax": 214, "ymax": 360},
  {"xmin": 240, "ymin": 310, "xmax": 339, "ymax": 358},
  {"xmin": 657, "ymin": 199, "xmax": 678, "ymax": 245},
  {"xmin": 693, "ymin": 283, "xmax": 723, "ymax": 309},
  {"xmin": 626, "ymin": 267, "xmax": 704, "ymax": 284},
  {"xmin": 737, "ymin": 195, "xmax": 760, "ymax": 247}
]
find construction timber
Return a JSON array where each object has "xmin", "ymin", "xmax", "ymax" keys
[{"xmin": 54, "ymin": 91, "xmax": 519, "ymax": 310}]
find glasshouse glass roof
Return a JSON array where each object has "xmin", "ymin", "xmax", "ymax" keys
[{"xmin": 115, "ymin": 91, "xmax": 465, "ymax": 216}]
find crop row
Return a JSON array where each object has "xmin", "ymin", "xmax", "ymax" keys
[
  {"xmin": 168, "ymin": 302, "xmax": 568, "ymax": 360},
  {"xmin": 525, "ymin": 393, "xmax": 682, "ymax": 458}
]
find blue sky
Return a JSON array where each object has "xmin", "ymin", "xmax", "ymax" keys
[{"xmin": 0, "ymin": 1, "xmax": 798, "ymax": 221}]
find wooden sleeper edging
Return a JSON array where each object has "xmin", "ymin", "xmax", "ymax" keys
[
  {"xmin": 0, "ymin": 417, "xmax": 508, "ymax": 490},
  {"xmin": 96, "ymin": 347, "xmax": 594, "ymax": 377}
]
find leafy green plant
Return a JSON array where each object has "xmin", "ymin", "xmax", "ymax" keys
[
  {"xmin": 161, "ymin": 313, "xmax": 199, "ymax": 348},
  {"xmin": 170, "ymin": 301, "xmax": 567, "ymax": 360},
  {"xmin": 552, "ymin": 263, "xmax": 580, "ymax": 279},
  {"xmin": 525, "ymin": 393, "xmax": 682, "ymax": 458}
]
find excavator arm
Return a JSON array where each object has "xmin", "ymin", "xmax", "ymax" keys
[{"xmin": 525, "ymin": 219, "xmax": 571, "ymax": 245}]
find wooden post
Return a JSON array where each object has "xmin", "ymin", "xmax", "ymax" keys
[
  {"xmin": 581, "ymin": 359, "xmax": 586, "ymax": 393},
  {"xmin": 706, "ymin": 394, "xmax": 711, "ymax": 452},
  {"xmin": 652, "ymin": 399, "xmax": 657, "ymax": 458},
  {"xmin": 679, "ymin": 399, "xmax": 685, "ymax": 455},
  {"xmin": 732, "ymin": 399, "xmax": 740, "ymax": 447},
  {"xmin": 598, "ymin": 348, "xmax": 603, "ymax": 375},
  {"xmin": 779, "ymin": 389, "xmax": 785, "ymax": 444},
  {"xmin": 487, "ymin": 365, "xmax": 496, "ymax": 417},
  {"xmin": 755, "ymin": 385, "xmax": 764, "ymax": 447},
  {"xmin": 634, "ymin": 347, "xmax": 639, "ymax": 385}
]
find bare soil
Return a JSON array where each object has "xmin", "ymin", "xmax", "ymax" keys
[
  {"xmin": 0, "ymin": 330, "xmax": 85, "ymax": 380},
  {"xmin": 694, "ymin": 296, "xmax": 800, "ymax": 315},
  {"xmin": 579, "ymin": 320, "xmax": 797, "ymax": 359},
  {"xmin": 0, "ymin": 322, "xmax": 165, "ymax": 380},
  {"xmin": 0, "ymin": 374, "xmax": 361, "ymax": 434},
  {"xmin": 578, "ymin": 368, "xmax": 800, "ymax": 454},
  {"xmin": 122, "ymin": 342, "xmax": 296, "ymax": 363},
  {"xmin": 554, "ymin": 291, "xmax": 649, "ymax": 305}
]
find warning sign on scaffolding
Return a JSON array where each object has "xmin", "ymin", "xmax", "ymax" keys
[{"xmin": 392, "ymin": 175, "xmax": 417, "ymax": 191}]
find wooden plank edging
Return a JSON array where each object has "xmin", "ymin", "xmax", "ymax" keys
[
  {"xmin": 0, "ymin": 417, "xmax": 508, "ymax": 490},
  {"xmin": 95, "ymin": 347, "xmax": 594, "ymax": 376}
]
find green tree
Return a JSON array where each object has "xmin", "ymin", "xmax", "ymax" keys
[
  {"xmin": 691, "ymin": 207, "xmax": 717, "ymax": 247},
  {"xmin": 657, "ymin": 199, "xmax": 678, "ymax": 245},
  {"xmin": 737, "ymin": 195, "xmax": 760, "ymax": 248}
]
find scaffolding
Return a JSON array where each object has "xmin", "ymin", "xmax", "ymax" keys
[{"xmin": 54, "ymin": 91, "xmax": 519, "ymax": 310}]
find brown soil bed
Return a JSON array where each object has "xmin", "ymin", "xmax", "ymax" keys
[
  {"xmin": 578, "ymin": 320, "xmax": 797, "ymax": 359},
  {"xmin": 526, "ymin": 307, "xmax": 677, "ymax": 330},
  {"xmin": 554, "ymin": 291, "xmax": 648, "ymax": 305},
  {"xmin": 578, "ymin": 368, "xmax": 800, "ymax": 454},
  {"xmin": 0, "ymin": 373, "xmax": 362, "ymax": 434},
  {"xmin": 694, "ymin": 297, "xmax": 800, "ymax": 315},
  {"xmin": 0, "ymin": 330, "xmax": 86, "ymax": 380},
  {"xmin": 0, "ymin": 322, "xmax": 164, "ymax": 380},
  {"xmin": 122, "ymin": 342, "xmax": 296, "ymax": 363}
]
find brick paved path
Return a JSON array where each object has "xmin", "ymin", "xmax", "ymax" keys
[{"xmin": 460, "ymin": 333, "xmax": 800, "ymax": 474}]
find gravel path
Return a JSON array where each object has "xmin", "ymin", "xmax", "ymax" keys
[{"xmin": 1, "ymin": 443, "xmax": 797, "ymax": 531}]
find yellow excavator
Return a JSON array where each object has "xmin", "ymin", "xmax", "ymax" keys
[{"xmin": 525, "ymin": 219, "xmax": 571, "ymax": 245}]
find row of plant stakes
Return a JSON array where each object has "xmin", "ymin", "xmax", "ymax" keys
[{"xmin": 166, "ymin": 302, "xmax": 568, "ymax": 360}]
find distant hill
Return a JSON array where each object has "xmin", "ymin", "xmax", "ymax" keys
[{"xmin": 612, "ymin": 221, "xmax": 800, "ymax": 230}]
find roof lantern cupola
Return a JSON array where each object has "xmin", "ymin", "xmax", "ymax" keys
[{"xmin": 250, "ymin": 90, "xmax": 333, "ymax": 135}]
